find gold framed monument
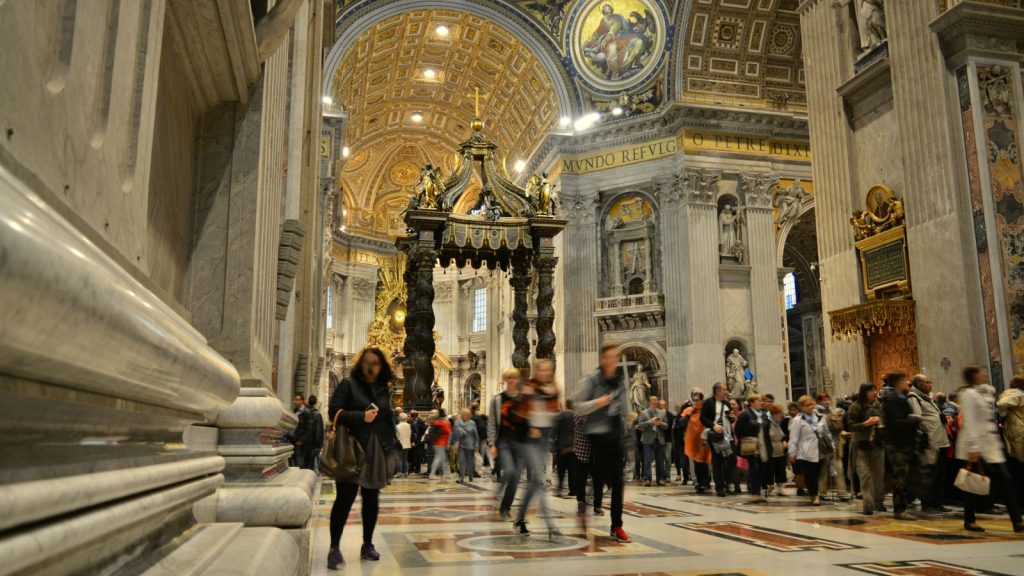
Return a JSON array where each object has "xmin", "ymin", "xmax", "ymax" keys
[
  {"xmin": 850, "ymin": 184, "xmax": 910, "ymax": 300},
  {"xmin": 570, "ymin": 0, "xmax": 667, "ymax": 91}
]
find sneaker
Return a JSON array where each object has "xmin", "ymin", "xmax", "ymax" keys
[
  {"xmin": 514, "ymin": 521, "xmax": 531, "ymax": 536},
  {"xmin": 360, "ymin": 543, "xmax": 380, "ymax": 561},
  {"xmin": 964, "ymin": 523, "xmax": 986, "ymax": 533},
  {"xmin": 499, "ymin": 509, "xmax": 512, "ymax": 521},
  {"xmin": 327, "ymin": 548, "xmax": 343, "ymax": 570},
  {"xmin": 610, "ymin": 526, "xmax": 631, "ymax": 543}
]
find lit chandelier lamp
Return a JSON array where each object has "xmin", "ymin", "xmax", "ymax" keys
[{"xmin": 397, "ymin": 119, "xmax": 566, "ymax": 410}]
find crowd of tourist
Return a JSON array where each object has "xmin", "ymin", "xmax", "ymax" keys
[{"xmin": 309, "ymin": 345, "xmax": 1024, "ymax": 571}]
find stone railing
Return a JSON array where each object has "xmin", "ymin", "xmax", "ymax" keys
[{"xmin": 593, "ymin": 293, "xmax": 666, "ymax": 332}]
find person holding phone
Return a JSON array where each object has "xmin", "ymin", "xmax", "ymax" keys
[
  {"xmin": 848, "ymin": 383, "xmax": 886, "ymax": 515},
  {"xmin": 326, "ymin": 347, "xmax": 399, "ymax": 570}
]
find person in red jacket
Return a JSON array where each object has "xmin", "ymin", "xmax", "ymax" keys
[{"xmin": 428, "ymin": 409, "xmax": 452, "ymax": 481}]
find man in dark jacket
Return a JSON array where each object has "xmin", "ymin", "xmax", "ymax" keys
[
  {"xmin": 554, "ymin": 400, "xmax": 577, "ymax": 495},
  {"xmin": 701, "ymin": 382, "xmax": 736, "ymax": 497},
  {"xmin": 881, "ymin": 371, "xmax": 923, "ymax": 520},
  {"xmin": 409, "ymin": 410, "xmax": 427, "ymax": 475},
  {"xmin": 306, "ymin": 395, "xmax": 326, "ymax": 471},
  {"xmin": 291, "ymin": 394, "xmax": 315, "ymax": 469}
]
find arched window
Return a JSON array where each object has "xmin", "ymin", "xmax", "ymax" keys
[
  {"xmin": 326, "ymin": 284, "xmax": 334, "ymax": 329},
  {"xmin": 472, "ymin": 288, "xmax": 487, "ymax": 333},
  {"xmin": 784, "ymin": 272, "xmax": 798, "ymax": 311}
]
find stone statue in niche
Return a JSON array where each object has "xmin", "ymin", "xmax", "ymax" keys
[
  {"xmin": 725, "ymin": 348, "xmax": 749, "ymax": 398},
  {"xmin": 774, "ymin": 180, "xmax": 808, "ymax": 229},
  {"xmin": 629, "ymin": 365, "xmax": 651, "ymax": 415},
  {"xmin": 854, "ymin": 0, "xmax": 887, "ymax": 54},
  {"xmin": 718, "ymin": 205, "xmax": 744, "ymax": 261}
]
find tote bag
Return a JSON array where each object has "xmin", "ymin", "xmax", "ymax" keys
[
  {"xmin": 318, "ymin": 409, "xmax": 366, "ymax": 482},
  {"xmin": 954, "ymin": 465, "xmax": 991, "ymax": 496}
]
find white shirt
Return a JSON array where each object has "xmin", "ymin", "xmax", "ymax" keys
[{"xmin": 397, "ymin": 421, "xmax": 412, "ymax": 450}]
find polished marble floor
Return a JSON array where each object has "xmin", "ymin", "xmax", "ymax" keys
[{"xmin": 309, "ymin": 469, "xmax": 1024, "ymax": 575}]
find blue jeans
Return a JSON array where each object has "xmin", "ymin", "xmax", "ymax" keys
[
  {"xmin": 643, "ymin": 442, "xmax": 666, "ymax": 482},
  {"xmin": 430, "ymin": 446, "xmax": 448, "ymax": 478},
  {"xmin": 459, "ymin": 447, "xmax": 476, "ymax": 481},
  {"xmin": 498, "ymin": 441, "xmax": 526, "ymax": 513},
  {"xmin": 516, "ymin": 438, "xmax": 555, "ymax": 531}
]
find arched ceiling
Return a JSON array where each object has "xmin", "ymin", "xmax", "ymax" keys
[
  {"xmin": 328, "ymin": 1, "xmax": 808, "ymax": 239},
  {"xmin": 333, "ymin": 8, "xmax": 559, "ymax": 239}
]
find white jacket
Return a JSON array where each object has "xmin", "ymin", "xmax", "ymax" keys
[
  {"xmin": 788, "ymin": 412, "xmax": 823, "ymax": 463},
  {"xmin": 955, "ymin": 386, "xmax": 1004, "ymax": 463}
]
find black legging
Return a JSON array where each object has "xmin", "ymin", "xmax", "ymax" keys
[{"xmin": 330, "ymin": 480, "xmax": 379, "ymax": 548}]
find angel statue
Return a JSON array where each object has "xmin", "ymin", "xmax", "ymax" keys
[
  {"xmin": 538, "ymin": 176, "xmax": 555, "ymax": 215},
  {"xmin": 416, "ymin": 164, "xmax": 444, "ymax": 210},
  {"xmin": 525, "ymin": 174, "xmax": 543, "ymax": 202}
]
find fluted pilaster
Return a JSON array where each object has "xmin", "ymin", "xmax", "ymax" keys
[
  {"xmin": 560, "ymin": 189, "xmax": 601, "ymax": 391},
  {"xmin": 743, "ymin": 174, "xmax": 785, "ymax": 397},
  {"xmin": 799, "ymin": 0, "xmax": 867, "ymax": 392}
]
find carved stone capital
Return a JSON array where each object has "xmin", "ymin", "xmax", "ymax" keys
[
  {"xmin": 683, "ymin": 168, "xmax": 721, "ymax": 206},
  {"xmin": 560, "ymin": 193, "xmax": 601, "ymax": 224},
  {"xmin": 352, "ymin": 277, "xmax": 376, "ymax": 300},
  {"xmin": 740, "ymin": 172, "xmax": 779, "ymax": 210}
]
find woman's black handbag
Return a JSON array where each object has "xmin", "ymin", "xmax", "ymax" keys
[{"xmin": 319, "ymin": 409, "xmax": 366, "ymax": 482}]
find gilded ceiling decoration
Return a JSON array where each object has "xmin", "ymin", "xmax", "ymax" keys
[
  {"xmin": 682, "ymin": 0, "xmax": 806, "ymax": 111},
  {"xmin": 332, "ymin": 9, "xmax": 559, "ymax": 239}
]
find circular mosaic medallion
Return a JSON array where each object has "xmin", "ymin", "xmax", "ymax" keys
[
  {"xmin": 569, "ymin": 0, "xmax": 667, "ymax": 93},
  {"xmin": 456, "ymin": 534, "xmax": 590, "ymax": 553}
]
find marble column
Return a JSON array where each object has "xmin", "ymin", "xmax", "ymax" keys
[
  {"xmin": 743, "ymin": 173, "xmax": 785, "ymax": 398},
  {"xmin": 663, "ymin": 168, "xmax": 722, "ymax": 403},
  {"xmin": 510, "ymin": 255, "xmax": 533, "ymax": 370},
  {"xmin": 559, "ymin": 190, "xmax": 601, "ymax": 391}
]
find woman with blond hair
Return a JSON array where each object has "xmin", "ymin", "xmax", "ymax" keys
[
  {"xmin": 511, "ymin": 359, "xmax": 561, "ymax": 538},
  {"xmin": 453, "ymin": 408, "xmax": 479, "ymax": 483},
  {"xmin": 326, "ymin": 347, "xmax": 399, "ymax": 569},
  {"xmin": 788, "ymin": 395, "xmax": 826, "ymax": 506}
]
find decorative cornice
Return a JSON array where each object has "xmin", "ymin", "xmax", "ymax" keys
[
  {"xmin": 530, "ymin": 102, "xmax": 809, "ymax": 177},
  {"xmin": 931, "ymin": 1, "xmax": 1024, "ymax": 66},
  {"xmin": 332, "ymin": 230, "xmax": 399, "ymax": 255}
]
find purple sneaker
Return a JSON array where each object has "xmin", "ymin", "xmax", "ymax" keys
[
  {"xmin": 360, "ymin": 542, "xmax": 380, "ymax": 561},
  {"xmin": 327, "ymin": 548, "xmax": 343, "ymax": 570}
]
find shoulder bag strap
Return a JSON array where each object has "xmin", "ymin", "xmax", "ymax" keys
[{"xmin": 331, "ymin": 408, "xmax": 344, "ymax": 431}]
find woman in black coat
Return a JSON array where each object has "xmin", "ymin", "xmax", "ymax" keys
[
  {"xmin": 326, "ymin": 348, "xmax": 399, "ymax": 570},
  {"xmin": 735, "ymin": 394, "xmax": 771, "ymax": 502}
]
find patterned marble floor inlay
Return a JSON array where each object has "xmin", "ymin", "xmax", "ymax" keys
[
  {"xmin": 840, "ymin": 560, "xmax": 1014, "ymax": 575},
  {"xmin": 385, "ymin": 527, "xmax": 697, "ymax": 567},
  {"xmin": 671, "ymin": 521, "xmax": 862, "ymax": 552},
  {"xmin": 801, "ymin": 516, "xmax": 1024, "ymax": 545}
]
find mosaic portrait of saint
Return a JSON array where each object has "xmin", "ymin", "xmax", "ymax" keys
[{"xmin": 572, "ymin": 0, "xmax": 664, "ymax": 90}]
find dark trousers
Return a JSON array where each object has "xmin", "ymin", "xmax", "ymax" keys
[
  {"xmin": 920, "ymin": 449, "xmax": 947, "ymax": 508},
  {"xmin": 409, "ymin": 444, "xmax": 422, "ymax": 474},
  {"xmin": 1011, "ymin": 456, "xmax": 1024, "ymax": 506},
  {"xmin": 300, "ymin": 445, "xmax": 318, "ymax": 471},
  {"xmin": 591, "ymin": 435, "xmax": 625, "ymax": 529},
  {"xmin": 764, "ymin": 456, "xmax": 787, "ymax": 486},
  {"xmin": 799, "ymin": 459, "xmax": 822, "ymax": 498},
  {"xmin": 694, "ymin": 461, "xmax": 710, "ymax": 490},
  {"xmin": 330, "ymin": 480, "xmax": 379, "ymax": 548},
  {"xmin": 964, "ymin": 459, "xmax": 1022, "ymax": 527},
  {"xmin": 745, "ymin": 456, "xmax": 764, "ymax": 496},
  {"xmin": 886, "ymin": 445, "xmax": 920, "ymax": 515},
  {"xmin": 712, "ymin": 451, "xmax": 737, "ymax": 495},
  {"xmin": 642, "ymin": 442, "xmax": 667, "ymax": 482},
  {"xmin": 556, "ymin": 452, "xmax": 575, "ymax": 492},
  {"xmin": 498, "ymin": 441, "xmax": 526, "ymax": 513},
  {"xmin": 574, "ymin": 457, "xmax": 605, "ymax": 511},
  {"xmin": 680, "ymin": 454, "xmax": 691, "ymax": 482}
]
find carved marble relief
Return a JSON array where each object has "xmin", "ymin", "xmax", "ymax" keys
[{"xmin": 604, "ymin": 194, "xmax": 657, "ymax": 296}]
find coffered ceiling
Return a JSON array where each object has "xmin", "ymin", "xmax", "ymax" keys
[
  {"xmin": 681, "ymin": 0, "xmax": 806, "ymax": 110},
  {"xmin": 332, "ymin": 9, "xmax": 560, "ymax": 238}
]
